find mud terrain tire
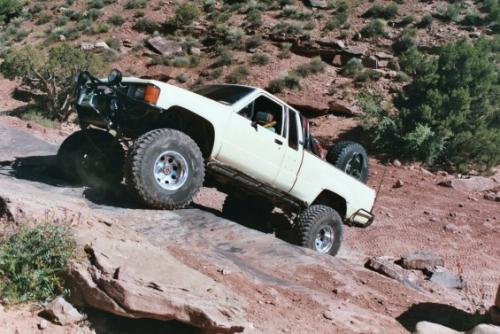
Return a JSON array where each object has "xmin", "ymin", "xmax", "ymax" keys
[
  {"xmin": 125, "ymin": 128, "xmax": 204, "ymax": 209},
  {"xmin": 295, "ymin": 205, "xmax": 343, "ymax": 256},
  {"xmin": 327, "ymin": 141, "xmax": 369, "ymax": 183},
  {"xmin": 222, "ymin": 194, "xmax": 274, "ymax": 230},
  {"xmin": 57, "ymin": 129, "xmax": 124, "ymax": 186}
]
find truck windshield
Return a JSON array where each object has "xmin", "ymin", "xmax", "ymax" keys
[{"xmin": 193, "ymin": 85, "xmax": 254, "ymax": 105}]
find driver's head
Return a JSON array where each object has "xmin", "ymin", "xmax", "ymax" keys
[{"xmin": 255, "ymin": 111, "xmax": 274, "ymax": 125}]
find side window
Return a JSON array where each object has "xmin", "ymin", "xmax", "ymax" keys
[
  {"xmin": 288, "ymin": 109, "xmax": 299, "ymax": 150},
  {"xmin": 238, "ymin": 101, "xmax": 253, "ymax": 120},
  {"xmin": 252, "ymin": 96, "xmax": 283, "ymax": 135}
]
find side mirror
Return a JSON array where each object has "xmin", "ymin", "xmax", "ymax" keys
[{"xmin": 108, "ymin": 69, "xmax": 122, "ymax": 85}]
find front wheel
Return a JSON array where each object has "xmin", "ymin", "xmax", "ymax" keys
[
  {"xmin": 125, "ymin": 128, "xmax": 205, "ymax": 209},
  {"xmin": 56, "ymin": 129, "xmax": 124, "ymax": 187},
  {"xmin": 294, "ymin": 205, "xmax": 343, "ymax": 256}
]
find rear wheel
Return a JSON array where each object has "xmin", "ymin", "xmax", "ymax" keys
[
  {"xmin": 327, "ymin": 141, "xmax": 369, "ymax": 183},
  {"xmin": 57, "ymin": 129, "xmax": 124, "ymax": 187},
  {"xmin": 125, "ymin": 128, "xmax": 204, "ymax": 209},
  {"xmin": 294, "ymin": 205, "xmax": 343, "ymax": 256}
]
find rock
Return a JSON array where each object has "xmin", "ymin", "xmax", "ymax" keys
[
  {"xmin": 147, "ymin": 37, "xmax": 182, "ymax": 57},
  {"xmin": 495, "ymin": 283, "xmax": 500, "ymax": 308},
  {"xmin": 420, "ymin": 167, "xmax": 434, "ymax": 176},
  {"xmin": 43, "ymin": 296, "xmax": 85, "ymax": 325},
  {"xmin": 467, "ymin": 324, "xmax": 500, "ymax": 334},
  {"xmin": 393, "ymin": 179, "xmax": 404, "ymax": 188},
  {"xmin": 344, "ymin": 44, "xmax": 369, "ymax": 57},
  {"xmin": 400, "ymin": 252, "xmax": 444, "ymax": 270},
  {"xmin": 484, "ymin": 192, "xmax": 500, "ymax": 202},
  {"xmin": 444, "ymin": 223, "xmax": 459, "ymax": 233},
  {"xmin": 323, "ymin": 311, "xmax": 334, "ymax": 320},
  {"xmin": 306, "ymin": 0, "xmax": 327, "ymax": 8},
  {"xmin": 38, "ymin": 319, "xmax": 48, "ymax": 330},
  {"xmin": 95, "ymin": 41, "xmax": 110, "ymax": 51},
  {"xmin": 429, "ymin": 267, "xmax": 465, "ymax": 290},
  {"xmin": 374, "ymin": 52, "xmax": 393, "ymax": 60},
  {"xmin": 366, "ymin": 257, "xmax": 421, "ymax": 290},
  {"xmin": 414, "ymin": 321, "xmax": 461, "ymax": 334},
  {"xmin": 439, "ymin": 177, "xmax": 497, "ymax": 193},
  {"xmin": 80, "ymin": 42, "xmax": 94, "ymax": 51},
  {"xmin": 387, "ymin": 59, "xmax": 400, "ymax": 71},
  {"xmin": 362, "ymin": 55, "xmax": 378, "ymax": 69},
  {"xmin": 378, "ymin": 60, "xmax": 389, "ymax": 68},
  {"xmin": 328, "ymin": 101, "xmax": 358, "ymax": 116},
  {"xmin": 334, "ymin": 39, "xmax": 345, "ymax": 49},
  {"xmin": 122, "ymin": 39, "xmax": 133, "ymax": 48},
  {"xmin": 393, "ymin": 159, "xmax": 402, "ymax": 167},
  {"xmin": 469, "ymin": 32, "xmax": 482, "ymax": 38},
  {"xmin": 332, "ymin": 54, "xmax": 343, "ymax": 67},
  {"xmin": 190, "ymin": 47, "xmax": 201, "ymax": 55},
  {"xmin": 65, "ymin": 236, "xmax": 248, "ymax": 333}
]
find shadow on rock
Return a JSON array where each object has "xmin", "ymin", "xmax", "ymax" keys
[
  {"xmin": 0, "ymin": 155, "xmax": 66, "ymax": 186},
  {"xmin": 397, "ymin": 302, "xmax": 489, "ymax": 332},
  {"xmin": 86, "ymin": 309, "xmax": 201, "ymax": 334}
]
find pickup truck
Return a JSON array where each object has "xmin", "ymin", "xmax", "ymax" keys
[{"xmin": 58, "ymin": 69, "xmax": 376, "ymax": 256}]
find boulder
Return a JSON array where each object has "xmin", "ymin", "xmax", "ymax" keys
[
  {"xmin": 43, "ymin": 296, "xmax": 85, "ymax": 325},
  {"xmin": 80, "ymin": 42, "xmax": 95, "ymax": 51},
  {"xmin": 484, "ymin": 192, "xmax": 500, "ymax": 202},
  {"xmin": 400, "ymin": 252, "xmax": 444, "ymax": 270},
  {"xmin": 429, "ymin": 267, "xmax": 465, "ymax": 290},
  {"xmin": 328, "ymin": 101, "xmax": 358, "ymax": 116},
  {"xmin": 94, "ymin": 41, "xmax": 110, "ymax": 51},
  {"xmin": 374, "ymin": 51, "xmax": 394, "ymax": 60},
  {"xmin": 467, "ymin": 324, "xmax": 500, "ymax": 334},
  {"xmin": 496, "ymin": 283, "xmax": 500, "ymax": 308},
  {"xmin": 365, "ymin": 257, "xmax": 419, "ymax": 290},
  {"xmin": 414, "ymin": 321, "xmax": 461, "ymax": 334},
  {"xmin": 65, "ymin": 235, "xmax": 248, "ymax": 333},
  {"xmin": 439, "ymin": 177, "xmax": 497, "ymax": 193},
  {"xmin": 306, "ymin": 0, "xmax": 328, "ymax": 8},
  {"xmin": 362, "ymin": 55, "xmax": 378, "ymax": 69},
  {"xmin": 147, "ymin": 37, "xmax": 182, "ymax": 57}
]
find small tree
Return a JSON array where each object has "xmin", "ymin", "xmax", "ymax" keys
[
  {"xmin": 0, "ymin": 0, "xmax": 23, "ymax": 24},
  {"xmin": 361, "ymin": 38, "xmax": 500, "ymax": 171},
  {"xmin": 0, "ymin": 44, "xmax": 106, "ymax": 121}
]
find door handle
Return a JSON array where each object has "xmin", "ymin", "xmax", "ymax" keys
[{"xmin": 275, "ymin": 138, "xmax": 283, "ymax": 145}]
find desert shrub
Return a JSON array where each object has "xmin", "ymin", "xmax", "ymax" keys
[
  {"xmin": 0, "ymin": 223, "xmax": 77, "ymax": 304},
  {"xmin": 341, "ymin": 57, "xmax": 363, "ymax": 76},
  {"xmin": 361, "ymin": 39, "xmax": 500, "ymax": 171},
  {"xmin": 280, "ymin": 5, "xmax": 312, "ymax": 20},
  {"xmin": 324, "ymin": 9, "xmax": 348, "ymax": 31},
  {"xmin": 438, "ymin": 3, "xmax": 461, "ymax": 22},
  {"xmin": 0, "ymin": 0, "xmax": 23, "ymax": 24},
  {"xmin": 30, "ymin": 3, "xmax": 43, "ymax": 14},
  {"xmin": 251, "ymin": 53, "xmax": 269, "ymax": 65},
  {"xmin": 92, "ymin": 22, "xmax": 109, "ymax": 34},
  {"xmin": 245, "ymin": 34, "xmax": 262, "ymax": 50},
  {"xmin": 133, "ymin": 18, "xmax": 160, "ymax": 33},
  {"xmin": 169, "ymin": 2, "xmax": 200, "ymax": 28},
  {"xmin": 86, "ymin": 8, "xmax": 101, "ymax": 20},
  {"xmin": 246, "ymin": 7, "xmax": 262, "ymax": 28},
  {"xmin": 360, "ymin": 19, "xmax": 386, "ymax": 38},
  {"xmin": 214, "ymin": 48, "xmax": 232, "ymax": 67},
  {"xmin": 292, "ymin": 56, "xmax": 325, "ymax": 77},
  {"xmin": 417, "ymin": 15, "xmax": 432, "ymax": 28},
  {"xmin": 394, "ymin": 71, "xmax": 410, "ymax": 82},
  {"xmin": 399, "ymin": 15, "xmax": 414, "ymax": 27},
  {"xmin": 271, "ymin": 22, "xmax": 303, "ymax": 39},
  {"xmin": 267, "ymin": 78, "xmax": 285, "ymax": 93},
  {"xmin": 278, "ymin": 42, "xmax": 292, "ymax": 59},
  {"xmin": 56, "ymin": 16, "xmax": 69, "ymax": 27},
  {"xmin": 392, "ymin": 28, "xmax": 417, "ymax": 54},
  {"xmin": 0, "ymin": 44, "xmax": 106, "ymax": 121},
  {"xmin": 355, "ymin": 69, "xmax": 383, "ymax": 83},
  {"xmin": 125, "ymin": 0, "xmax": 146, "ymax": 9},
  {"xmin": 363, "ymin": 4, "xmax": 398, "ymax": 20},
  {"xmin": 176, "ymin": 73, "xmax": 189, "ymax": 83},
  {"xmin": 225, "ymin": 65, "xmax": 249, "ymax": 84},
  {"xmin": 461, "ymin": 10, "xmax": 483, "ymax": 26},
  {"xmin": 283, "ymin": 74, "xmax": 300, "ymax": 90},
  {"xmin": 107, "ymin": 14, "xmax": 125, "ymax": 26},
  {"xmin": 36, "ymin": 13, "xmax": 52, "ymax": 25},
  {"xmin": 106, "ymin": 37, "xmax": 120, "ymax": 50}
]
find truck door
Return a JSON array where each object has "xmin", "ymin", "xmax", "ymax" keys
[
  {"xmin": 217, "ymin": 95, "xmax": 287, "ymax": 185},
  {"xmin": 274, "ymin": 107, "xmax": 304, "ymax": 192}
]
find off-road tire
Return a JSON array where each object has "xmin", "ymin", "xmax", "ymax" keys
[
  {"xmin": 294, "ymin": 205, "xmax": 343, "ymax": 256},
  {"xmin": 57, "ymin": 129, "xmax": 124, "ymax": 186},
  {"xmin": 125, "ymin": 128, "xmax": 204, "ymax": 209},
  {"xmin": 327, "ymin": 141, "xmax": 369, "ymax": 183},
  {"xmin": 222, "ymin": 194, "xmax": 274, "ymax": 230}
]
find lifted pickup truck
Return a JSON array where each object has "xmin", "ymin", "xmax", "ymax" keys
[{"xmin": 58, "ymin": 69, "xmax": 376, "ymax": 256}]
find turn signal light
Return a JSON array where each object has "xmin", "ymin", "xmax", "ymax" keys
[{"xmin": 144, "ymin": 84, "xmax": 160, "ymax": 105}]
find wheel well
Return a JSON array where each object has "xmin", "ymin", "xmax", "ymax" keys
[
  {"xmin": 312, "ymin": 190, "xmax": 347, "ymax": 218},
  {"xmin": 155, "ymin": 106, "xmax": 215, "ymax": 159}
]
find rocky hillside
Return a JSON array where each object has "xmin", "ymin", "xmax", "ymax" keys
[{"xmin": 0, "ymin": 0, "xmax": 497, "ymax": 115}]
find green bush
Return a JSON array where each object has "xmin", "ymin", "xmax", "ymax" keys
[
  {"xmin": 0, "ymin": 223, "xmax": 77, "ymax": 304},
  {"xmin": 278, "ymin": 42, "xmax": 292, "ymax": 59},
  {"xmin": 133, "ymin": 18, "xmax": 160, "ymax": 33},
  {"xmin": 0, "ymin": 0, "xmax": 23, "ymax": 24},
  {"xmin": 246, "ymin": 8, "xmax": 262, "ymax": 28},
  {"xmin": 439, "ymin": 3, "xmax": 461, "ymax": 22},
  {"xmin": 267, "ymin": 78, "xmax": 285, "ymax": 93},
  {"xmin": 360, "ymin": 19, "xmax": 386, "ymax": 38},
  {"xmin": 341, "ymin": 57, "xmax": 363, "ymax": 76},
  {"xmin": 392, "ymin": 28, "xmax": 417, "ymax": 54},
  {"xmin": 363, "ymin": 4, "xmax": 398, "ymax": 20},
  {"xmin": 417, "ymin": 15, "xmax": 432, "ymax": 28},
  {"xmin": 251, "ymin": 53, "xmax": 269, "ymax": 65},
  {"xmin": 0, "ymin": 44, "xmax": 106, "ymax": 121},
  {"xmin": 361, "ymin": 39, "xmax": 500, "ymax": 171},
  {"xmin": 125, "ymin": 0, "xmax": 146, "ymax": 9},
  {"xmin": 226, "ymin": 65, "xmax": 249, "ymax": 84},
  {"xmin": 107, "ymin": 14, "xmax": 125, "ymax": 26},
  {"xmin": 169, "ymin": 2, "xmax": 200, "ymax": 28}
]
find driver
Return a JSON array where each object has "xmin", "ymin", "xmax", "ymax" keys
[{"xmin": 255, "ymin": 111, "xmax": 277, "ymax": 132}]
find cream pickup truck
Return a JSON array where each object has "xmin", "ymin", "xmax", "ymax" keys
[{"xmin": 58, "ymin": 69, "xmax": 376, "ymax": 256}]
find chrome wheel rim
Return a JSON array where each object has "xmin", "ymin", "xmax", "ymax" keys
[
  {"xmin": 345, "ymin": 153, "xmax": 363, "ymax": 180},
  {"xmin": 314, "ymin": 225, "xmax": 334, "ymax": 254},
  {"xmin": 153, "ymin": 150, "xmax": 189, "ymax": 190}
]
